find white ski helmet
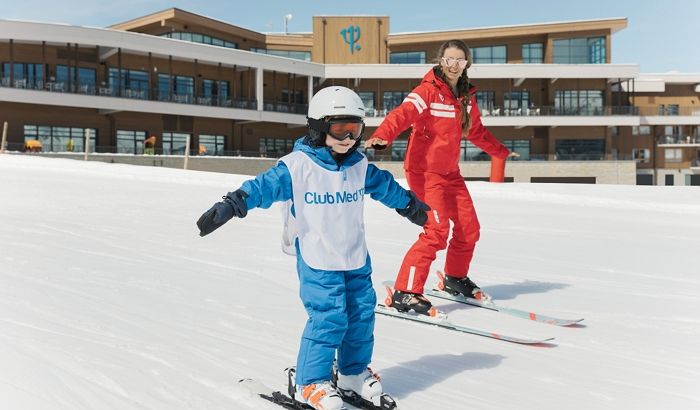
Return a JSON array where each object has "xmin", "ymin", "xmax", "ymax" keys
[{"xmin": 307, "ymin": 86, "xmax": 365, "ymax": 120}]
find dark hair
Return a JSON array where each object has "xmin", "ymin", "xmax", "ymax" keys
[{"xmin": 433, "ymin": 39, "xmax": 473, "ymax": 132}]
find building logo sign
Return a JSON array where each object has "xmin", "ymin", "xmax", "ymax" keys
[{"xmin": 341, "ymin": 25, "xmax": 361, "ymax": 54}]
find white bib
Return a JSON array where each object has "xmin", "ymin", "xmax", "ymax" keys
[{"xmin": 280, "ymin": 151, "xmax": 368, "ymax": 270}]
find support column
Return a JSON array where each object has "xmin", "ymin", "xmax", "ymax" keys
[{"xmin": 256, "ymin": 67, "xmax": 264, "ymax": 111}]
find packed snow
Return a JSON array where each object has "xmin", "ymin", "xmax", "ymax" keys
[{"xmin": 1, "ymin": 154, "xmax": 699, "ymax": 409}]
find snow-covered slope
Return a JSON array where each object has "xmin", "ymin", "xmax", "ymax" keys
[{"xmin": 1, "ymin": 154, "xmax": 699, "ymax": 409}]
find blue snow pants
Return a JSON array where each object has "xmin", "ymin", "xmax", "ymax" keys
[{"xmin": 294, "ymin": 245, "xmax": 377, "ymax": 386}]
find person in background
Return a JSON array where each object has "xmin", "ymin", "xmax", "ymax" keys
[
  {"xmin": 364, "ymin": 39, "xmax": 519, "ymax": 315},
  {"xmin": 196, "ymin": 86, "xmax": 429, "ymax": 410}
]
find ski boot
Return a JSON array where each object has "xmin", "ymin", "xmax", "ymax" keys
[
  {"xmin": 287, "ymin": 367, "xmax": 344, "ymax": 410},
  {"xmin": 333, "ymin": 367, "xmax": 397, "ymax": 410},
  {"xmin": 441, "ymin": 273, "xmax": 491, "ymax": 301},
  {"xmin": 390, "ymin": 289, "xmax": 435, "ymax": 316}
]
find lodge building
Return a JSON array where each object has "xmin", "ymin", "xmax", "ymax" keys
[{"xmin": 1, "ymin": 8, "xmax": 699, "ymax": 184}]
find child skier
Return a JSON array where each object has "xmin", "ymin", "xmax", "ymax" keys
[{"xmin": 196, "ymin": 86, "xmax": 430, "ymax": 410}]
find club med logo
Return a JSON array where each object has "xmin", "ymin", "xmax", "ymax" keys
[
  {"xmin": 305, "ymin": 188, "xmax": 365, "ymax": 205},
  {"xmin": 341, "ymin": 25, "xmax": 361, "ymax": 54}
]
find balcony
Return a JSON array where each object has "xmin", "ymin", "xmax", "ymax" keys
[{"xmin": 656, "ymin": 135, "xmax": 700, "ymax": 147}]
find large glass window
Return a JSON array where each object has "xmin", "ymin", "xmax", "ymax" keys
[
  {"xmin": 199, "ymin": 135, "xmax": 225, "ymax": 156},
  {"xmin": 391, "ymin": 140, "xmax": 408, "ymax": 161},
  {"xmin": 665, "ymin": 148, "xmax": 682, "ymax": 163},
  {"xmin": 503, "ymin": 140, "xmax": 530, "ymax": 160},
  {"xmin": 522, "ymin": 43, "xmax": 544, "ymax": 63},
  {"xmin": 108, "ymin": 68, "xmax": 149, "ymax": 99},
  {"xmin": 632, "ymin": 126, "xmax": 652, "ymax": 135},
  {"xmin": 461, "ymin": 140, "xmax": 489, "ymax": 161},
  {"xmin": 157, "ymin": 74, "xmax": 193, "ymax": 103},
  {"xmin": 555, "ymin": 139, "xmax": 605, "ymax": 160},
  {"xmin": 116, "ymin": 130, "xmax": 147, "ymax": 154},
  {"xmin": 554, "ymin": 90, "xmax": 604, "ymax": 115},
  {"xmin": 476, "ymin": 91, "xmax": 496, "ymax": 114},
  {"xmin": 383, "ymin": 91, "xmax": 410, "ymax": 111},
  {"xmin": 250, "ymin": 48, "xmax": 311, "ymax": 61},
  {"xmin": 389, "ymin": 51, "xmax": 427, "ymax": 64},
  {"xmin": 259, "ymin": 137, "xmax": 294, "ymax": 157},
  {"xmin": 201, "ymin": 79, "xmax": 230, "ymax": 105},
  {"xmin": 162, "ymin": 132, "xmax": 189, "ymax": 155},
  {"xmin": 57, "ymin": 65, "xmax": 96, "ymax": 93},
  {"xmin": 161, "ymin": 32, "xmax": 237, "ymax": 49},
  {"xmin": 472, "ymin": 45, "xmax": 507, "ymax": 64},
  {"xmin": 553, "ymin": 37, "xmax": 606, "ymax": 64},
  {"xmin": 503, "ymin": 91, "xmax": 530, "ymax": 115},
  {"xmin": 358, "ymin": 91, "xmax": 375, "ymax": 116},
  {"xmin": 24, "ymin": 125, "xmax": 95, "ymax": 152},
  {"xmin": 2, "ymin": 62, "xmax": 44, "ymax": 88}
]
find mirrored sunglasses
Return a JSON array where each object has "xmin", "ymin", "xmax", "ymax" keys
[{"xmin": 441, "ymin": 57, "xmax": 469, "ymax": 69}]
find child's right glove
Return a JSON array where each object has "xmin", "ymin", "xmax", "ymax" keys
[
  {"xmin": 396, "ymin": 191, "xmax": 431, "ymax": 226},
  {"xmin": 196, "ymin": 189, "xmax": 249, "ymax": 237}
]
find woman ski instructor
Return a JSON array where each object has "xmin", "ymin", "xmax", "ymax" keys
[{"xmin": 365, "ymin": 39, "xmax": 519, "ymax": 314}]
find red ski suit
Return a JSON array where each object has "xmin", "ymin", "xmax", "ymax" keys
[{"xmin": 372, "ymin": 68, "xmax": 509, "ymax": 294}]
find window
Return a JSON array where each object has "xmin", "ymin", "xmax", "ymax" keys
[
  {"xmin": 108, "ymin": 68, "xmax": 149, "ymax": 99},
  {"xmin": 553, "ymin": 37, "xmax": 606, "ymax": 64},
  {"xmin": 632, "ymin": 148, "xmax": 650, "ymax": 163},
  {"xmin": 632, "ymin": 126, "xmax": 651, "ymax": 135},
  {"xmin": 664, "ymin": 148, "xmax": 682, "ymax": 163},
  {"xmin": 667, "ymin": 104, "xmax": 679, "ymax": 116},
  {"xmin": 157, "ymin": 74, "xmax": 194, "ymax": 103},
  {"xmin": 476, "ymin": 91, "xmax": 496, "ymax": 114},
  {"xmin": 383, "ymin": 91, "xmax": 410, "ymax": 111},
  {"xmin": 391, "ymin": 140, "xmax": 408, "ymax": 161},
  {"xmin": 250, "ymin": 48, "xmax": 311, "ymax": 61},
  {"xmin": 554, "ymin": 90, "xmax": 604, "ymax": 115},
  {"xmin": 522, "ymin": 43, "xmax": 543, "ymax": 63},
  {"xmin": 116, "ymin": 130, "xmax": 147, "ymax": 154},
  {"xmin": 281, "ymin": 89, "xmax": 304, "ymax": 104},
  {"xmin": 472, "ymin": 45, "xmax": 507, "ymax": 64},
  {"xmin": 198, "ymin": 135, "xmax": 225, "ymax": 156},
  {"xmin": 24, "ymin": 125, "xmax": 95, "ymax": 152},
  {"xmin": 161, "ymin": 32, "xmax": 237, "ymax": 49},
  {"xmin": 389, "ymin": 51, "xmax": 426, "ymax": 64},
  {"xmin": 503, "ymin": 91, "xmax": 530, "ymax": 114},
  {"xmin": 461, "ymin": 140, "xmax": 489, "ymax": 161},
  {"xmin": 555, "ymin": 139, "xmax": 605, "ymax": 160},
  {"xmin": 2, "ymin": 62, "xmax": 44, "ymax": 88},
  {"xmin": 461, "ymin": 139, "xmax": 527, "ymax": 161},
  {"xmin": 358, "ymin": 91, "xmax": 375, "ymax": 116},
  {"xmin": 57, "ymin": 65, "xmax": 96, "ymax": 93},
  {"xmin": 202, "ymin": 79, "xmax": 230, "ymax": 105},
  {"xmin": 259, "ymin": 137, "xmax": 294, "ymax": 157},
  {"xmin": 162, "ymin": 132, "xmax": 190, "ymax": 155},
  {"xmin": 504, "ymin": 140, "xmax": 530, "ymax": 160}
]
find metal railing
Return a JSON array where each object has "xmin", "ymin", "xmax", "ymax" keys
[{"xmin": 657, "ymin": 135, "xmax": 700, "ymax": 145}]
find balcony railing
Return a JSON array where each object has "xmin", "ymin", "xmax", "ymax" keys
[
  {"xmin": 638, "ymin": 106, "xmax": 700, "ymax": 116},
  {"xmin": 480, "ymin": 106, "xmax": 639, "ymax": 117},
  {"xmin": 0, "ymin": 77, "xmax": 263, "ymax": 112},
  {"xmin": 657, "ymin": 135, "xmax": 700, "ymax": 145}
]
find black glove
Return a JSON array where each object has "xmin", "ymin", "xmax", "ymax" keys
[
  {"xmin": 396, "ymin": 191, "xmax": 431, "ymax": 226},
  {"xmin": 197, "ymin": 189, "xmax": 249, "ymax": 237}
]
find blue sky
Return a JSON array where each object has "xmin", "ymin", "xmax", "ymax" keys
[{"xmin": 4, "ymin": 0, "xmax": 699, "ymax": 73}]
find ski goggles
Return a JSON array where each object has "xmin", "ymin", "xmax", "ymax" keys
[
  {"xmin": 326, "ymin": 119, "xmax": 365, "ymax": 141},
  {"xmin": 441, "ymin": 57, "xmax": 469, "ymax": 69}
]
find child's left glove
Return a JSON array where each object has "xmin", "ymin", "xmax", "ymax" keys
[
  {"xmin": 197, "ymin": 189, "xmax": 249, "ymax": 237},
  {"xmin": 396, "ymin": 191, "xmax": 431, "ymax": 226}
]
